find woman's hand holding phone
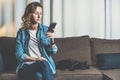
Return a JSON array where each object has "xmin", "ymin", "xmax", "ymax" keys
[{"xmin": 46, "ymin": 22, "xmax": 57, "ymax": 47}]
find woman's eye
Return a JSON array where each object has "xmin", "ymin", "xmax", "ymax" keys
[
  {"xmin": 34, "ymin": 12, "xmax": 38, "ymax": 15},
  {"xmin": 33, "ymin": 12, "xmax": 42, "ymax": 16},
  {"xmin": 40, "ymin": 12, "xmax": 42, "ymax": 15}
]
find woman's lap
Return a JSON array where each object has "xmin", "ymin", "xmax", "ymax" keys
[{"xmin": 18, "ymin": 61, "xmax": 54, "ymax": 80}]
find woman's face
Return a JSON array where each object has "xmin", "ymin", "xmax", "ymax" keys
[{"xmin": 31, "ymin": 6, "xmax": 42, "ymax": 24}]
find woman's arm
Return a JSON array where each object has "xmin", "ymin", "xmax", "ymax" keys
[
  {"xmin": 26, "ymin": 56, "xmax": 47, "ymax": 61},
  {"xmin": 15, "ymin": 30, "xmax": 28, "ymax": 62},
  {"xmin": 40, "ymin": 25, "xmax": 58, "ymax": 55}
]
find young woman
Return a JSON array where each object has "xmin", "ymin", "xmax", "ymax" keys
[{"xmin": 15, "ymin": 2, "xmax": 58, "ymax": 80}]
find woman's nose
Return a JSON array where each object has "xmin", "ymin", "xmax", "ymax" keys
[{"xmin": 38, "ymin": 14, "xmax": 40, "ymax": 18}]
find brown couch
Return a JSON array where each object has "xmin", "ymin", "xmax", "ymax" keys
[{"xmin": 0, "ymin": 35, "xmax": 120, "ymax": 80}]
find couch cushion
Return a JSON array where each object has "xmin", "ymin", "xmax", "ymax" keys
[
  {"xmin": 97, "ymin": 53, "xmax": 120, "ymax": 69},
  {"xmin": 54, "ymin": 35, "xmax": 92, "ymax": 65},
  {"xmin": 55, "ymin": 67, "xmax": 103, "ymax": 80},
  {"xmin": 0, "ymin": 73, "xmax": 18, "ymax": 80},
  {"xmin": 0, "ymin": 37, "xmax": 17, "ymax": 72},
  {"xmin": 101, "ymin": 69, "xmax": 120, "ymax": 80},
  {"xmin": 91, "ymin": 38, "xmax": 120, "ymax": 66}
]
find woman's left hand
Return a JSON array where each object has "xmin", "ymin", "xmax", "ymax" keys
[
  {"xmin": 37, "ymin": 57, "xmax": 48, "ymax": 61},
  {"xmin": 46, "ymin": 32, "xmax": 54, "ymax": 39},
  {"xmin": 46, "ymin": 32, "xmax": 55, "ymax": 47}
]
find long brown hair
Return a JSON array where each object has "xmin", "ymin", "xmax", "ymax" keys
[{"xmin": 21, "ymin": 2, "xmax": 43, "ymax": 29}]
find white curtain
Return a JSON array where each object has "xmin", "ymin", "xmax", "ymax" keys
[
  {"xmin": 0, "ymin": 0, "xmax": 120, "ymax": 39},
  {"xmin": 111, "ymin": 0, "xmax": 120, "ymax": 39},
  {"xmin": 60, "ymin": 0, "xmax": 105, "ymax": 38},
  {"xmin": 53, "ymin": 0, "xmax": 120, "ymax": 39}
]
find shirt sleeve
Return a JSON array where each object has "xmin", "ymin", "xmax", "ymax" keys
[
  {"xmin": 15, "ymin": 30, "xmax": 28, "ymax": 62},
  {"xmin": 41, "ymin": 25, "xmax": 58, "ymax": 55}
]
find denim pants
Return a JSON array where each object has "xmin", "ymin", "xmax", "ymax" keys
[{"xmin": 18, "ymin": 61, "xmax": 54, "ymax": 80}]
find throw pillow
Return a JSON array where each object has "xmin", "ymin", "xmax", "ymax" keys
[
  {"xmin": 0, "ymin": 49, "xmax": 4, "ymax": 73},
  {"xmin": 97, "ymin": 53, "xmax": 120, "ymax": 69}
]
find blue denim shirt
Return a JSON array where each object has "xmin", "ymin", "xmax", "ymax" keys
[{"xmin": 15, "ymin": 24, "xmax": 58, "ymax": 74}]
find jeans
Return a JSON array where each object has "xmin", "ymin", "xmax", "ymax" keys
[{"xmin": 18, "ymin": 61, "xmax": 54, "ymax": 80}]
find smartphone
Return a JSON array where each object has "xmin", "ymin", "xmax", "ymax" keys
[{"xmin": 47, "ymin": 22, "xmax": 57, "ymax": 32}]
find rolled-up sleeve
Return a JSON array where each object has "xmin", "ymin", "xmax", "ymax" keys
[{"xmin": 48, "ymin": 44, "xmax": 58, "ymax": 55}]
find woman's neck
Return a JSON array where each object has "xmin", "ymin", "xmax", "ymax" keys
[{"xmin": 30, "ymin": 24, "xmax": 38, "ymax": 30}]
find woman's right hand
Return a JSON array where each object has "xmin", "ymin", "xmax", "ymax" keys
[
  {"xmin": 26, "ymin": 56, "xmax": 47, "ymax": 62},
  {"xmin": 36, "ymin": 57, "xmax": 48, "ymax": 61}
]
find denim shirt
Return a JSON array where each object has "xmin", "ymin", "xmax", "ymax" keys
[{"xmin": 15, "ymin": 24, "xmax": 58, "ymax": 74}]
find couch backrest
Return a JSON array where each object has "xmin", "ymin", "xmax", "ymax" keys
[
  {"xmin": 91, "ymin": 38, "xmax": 120, "ymax": 66},
  {"xmin": 54, "ymin": 35, "xmax": 92, "ymax": 65},
  {"xmin": 0, "ymin": 36, "xmax": 92, "ymax": 72},
  {"xmin": 0, "ymin": 37, "xmax": 17, "ymax": 72}
]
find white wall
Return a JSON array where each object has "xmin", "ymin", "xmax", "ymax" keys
[{"xmin": 0, "ymin": 0, "xmax": 120, "ymax": 39}]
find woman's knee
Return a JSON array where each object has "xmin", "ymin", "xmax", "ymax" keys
[{"xmin": 35, "ymin": 72, "xmax": 43, "ymax": 80}]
